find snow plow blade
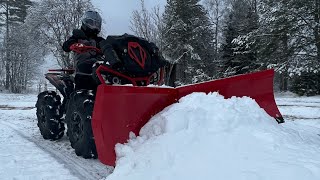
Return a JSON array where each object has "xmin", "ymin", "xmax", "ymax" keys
[{"xmin": 92, "ymin": 69, "xmax": 283, "ymax": 166}]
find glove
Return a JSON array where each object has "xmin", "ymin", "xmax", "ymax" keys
[
  {"xmin": 72, "ymin": 29, "xmax": 87, "ymax": 39},
  {"xmin": 99, "ymin": 39, "xmax": 111, "ymax": 51},
  {"xmin": 99, "ymin": 40, "xmax": 121, "ymax": 66}
]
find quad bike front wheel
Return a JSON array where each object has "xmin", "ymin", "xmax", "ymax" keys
[
  {"xmin": 65, "ymin": 90, "xmax": 97, "ymax": 159},
  {"xmin": 35, "ymin": 91, "xmax": 65, "ymax": 140}
]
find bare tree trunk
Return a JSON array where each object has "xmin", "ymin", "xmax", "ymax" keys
[
  {"xmin": 5, "ymin": 1, "xmax": 10, "ymax": 90},
  {"xmin": 24, "ymin": 59, "xmax": 29, "ymax": 90},
  {"xmin": 280, "ymin": 34, "xmax": 289, "ymax": 91},
  {"xmin": 205, "ymin": 0, "xmax": 224, "ymax": 61},
  {"xmin": 279, "ymin": 73, "xmax": 288, "ymax": 91},
  {"xmin": 314, "ymin": 0, "xmax": 320, "ymax": 63},
  {"xmin": 165, "ymin": 63, "xmax": 177, "ymax": 87},
  {"xmin": 253, "ymin": 0, "xmax": 257, "ymax": 13},
  {"xmin": 214, "ymin": 0, "xmax": 219, "ymax": 59}
]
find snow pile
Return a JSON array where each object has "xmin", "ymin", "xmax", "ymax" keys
[{"xmin": 106, "ymin": 92, "xmax": 320, "ymax": 180}]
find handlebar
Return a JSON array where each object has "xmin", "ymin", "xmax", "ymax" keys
[
  {"xmin": 70, "ymin": 43, "xmax": 102, "ymax": 54},
  {"xmin": 48, "ymin": 69, "xmax": 75, "ymax": 72}
]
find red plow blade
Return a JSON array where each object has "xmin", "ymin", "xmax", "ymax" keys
[{"xmin": 92, "ymin": 69, "xmax": 283, "ymax": 166}]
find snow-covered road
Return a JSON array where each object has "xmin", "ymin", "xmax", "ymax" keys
[
  {"xmin": 0, "ymin": 121, "xmax": 78, "ymax": 180},
  {"xmin": 0, "ymin": 94, "xmax": 112, "ymax": 180},
  {"xmin": 276, "ymin": 94, "xmax": 320, "ymax": 121},
  {"xmin": 0, "ymin": 92, "xmax": 319, "ymax": 180}
]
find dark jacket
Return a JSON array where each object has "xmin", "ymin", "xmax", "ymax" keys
[{"xmin": 62, "ymin": 28, "xmax": 105, "ymax": 52}]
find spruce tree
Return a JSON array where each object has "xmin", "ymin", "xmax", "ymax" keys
[
  {"xmin": 162, "ymin": 0, "xmax": 214, "ymax": 84},
  {"xmin": 220, "ymin": 0, "xmax": 259, "ymax": 77},
  {"xmin": 0, "ymin": 0, "xmax": 32, "ymax": 24},
  {"xmin": 256, "ymin": 0, "xmax": 320, "ymax": 94},
  {"xmin": 0, "ymin": 0, "xmax": 32, "ymax": 36},
  {"xmin": 291, "ymin": 71, "xmax": 320, "ymax": 96},
  {"xmin": 257, "ymin": 0, "xmax": 297, "ymax": 91}
]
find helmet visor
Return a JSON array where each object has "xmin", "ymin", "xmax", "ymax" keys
[{"xmin": 83, "ymin": 18, "xmax": 101, "ymax": 31}]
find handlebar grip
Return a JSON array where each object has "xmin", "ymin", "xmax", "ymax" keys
[{"xmin": 70, "ymin": 43, "xmax": 102, "ymax": 54}]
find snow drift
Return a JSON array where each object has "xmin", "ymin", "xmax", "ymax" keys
[{"xmin": 106, "ymin": 92, "xmax": 320, "ymax": 180}]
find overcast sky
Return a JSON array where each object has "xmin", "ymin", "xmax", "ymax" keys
[{"xmin": 91, "ymin": 0, "xmax": 166, "ymax": 35}]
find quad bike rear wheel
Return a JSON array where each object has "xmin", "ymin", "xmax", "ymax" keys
[
  {"xmin": 35, "ymin": 91, "xmax": 65, "ymax": 140},
  {"xmin": 65, "ymin": 90, "xmax": 97, "ymax": 159}
]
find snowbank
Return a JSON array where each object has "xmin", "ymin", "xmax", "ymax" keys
[{"xmin": 106, "ymin": 92, "xmax": 320, "ymax": 180}]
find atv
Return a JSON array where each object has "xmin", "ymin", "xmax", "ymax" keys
[
  {"xmin": 36, "ymin": 34, "xmax": 283, "ymax": 166},
  {"xmin": 36, "ymin": 35, "xmax": 165, "ymax": 159}
]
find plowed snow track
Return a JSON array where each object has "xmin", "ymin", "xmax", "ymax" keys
[
  {"xmin": 0, "ymin": 94, "xmax": 112, "ymax": 180},
  {"xmin": 0, "ymin": 121, "xmax": 112, "ymax": 180}
]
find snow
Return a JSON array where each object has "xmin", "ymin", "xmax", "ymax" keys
[
  {"xmin": 0, "ymin": 122, "xmax": 78, "ymax": 180},
  {"xmin": 276, "ymin": 95, "xmax": 320, "ymax": 120},
  {"xmin": 0, "ymin": 92, "xmax": 320, "ymax": 180},
  {"xmin": 106, "ymin": 93, "xmax": 320, "ymax": 180},
  {"xmin": 0, "ymin": 93, "xmax": 111, "ymax": 180},
  {"xmin": 0, "ymin": 94, "xmax": 76, "ymax": 180}
]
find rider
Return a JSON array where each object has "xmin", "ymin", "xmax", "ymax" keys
[
  {"xmin": 63, "ymin": 10, "xmax": 104, "ymax": 53},
  {"xmin": 63, "ymin": 10, "xmax": 120, "ymax": 90}
]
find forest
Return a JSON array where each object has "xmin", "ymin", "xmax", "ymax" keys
[{"xmin": 0, "ymin": 0, "xmax": 319, "ymax": 95}]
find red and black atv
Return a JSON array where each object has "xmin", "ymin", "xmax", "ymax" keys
[
  {"xmin": 35, "ymin": 34, "xmax": 166, "ymax": 159},
  {"xmin": 36, "ymin": 34, "xmax": 283, "ymax": 166}
]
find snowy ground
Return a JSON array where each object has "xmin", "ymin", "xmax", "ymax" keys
[
  {"xmin": 0, "ymin": 92, "xmax": 319, "ymax": 180},
  {"xmin": 0, "ymin": 94, "xmax": 112, "ymax": 180}
]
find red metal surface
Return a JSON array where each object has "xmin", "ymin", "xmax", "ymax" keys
[
  {"xmin": 92, "ymin": 85, "xmax": 177, "ymax": 166},
  {"xmin": 92, "ymin": 69, "xmax": 283, "ymax": 166},
  {"xmin": 177, "ymin": 69, "xmax": 283, "ymax": 120}
]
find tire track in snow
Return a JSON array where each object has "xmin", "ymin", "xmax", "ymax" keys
[
  {"xmin": 0, "ymin": 121, "xmax": 112, "ymax": 180},
  {"xmin": 283, "ymin": 115, "xmax": 320, "ymax": 121},
  {"xmin": 278, "ymin": 104, "xmax": 320, "ymax": 108},
  {"xmin": 277, "ymin": 100, "xmax": 320, "ymax": 122}
]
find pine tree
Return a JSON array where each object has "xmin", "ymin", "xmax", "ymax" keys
[
  {"xmin": 0, "ymin": 0, "xmax": 32, "ymax": 25},
  {"xmin": 257, "ymin": 0, "xmax": 320, "ymax": 94},
  {"xmin": 257, "ymin": 0, "xmax": 296, "ymax": 91},
  {"xmin": 0, "ymin": 0, "xmax": 33, "ymax": 90},
  {"xmin": 162, "ymin": 0, "xmax": 214, "ymax": 84},
  {"xmin": 220, "ymin": 0, "xmax": 259, "ymax": 77},
  {"xmin": 291, "ymin": 71, "xmax": 320, "ymax": 96}
]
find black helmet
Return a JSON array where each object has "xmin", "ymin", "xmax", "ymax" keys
[{"xmin": 81, "ymin": 10, "xmax": 102, "ymax": 34}]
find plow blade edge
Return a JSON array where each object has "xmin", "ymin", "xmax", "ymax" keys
[{"xmin": 92, "ymin": 69, "xmax": 283, "ymax": 166}]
